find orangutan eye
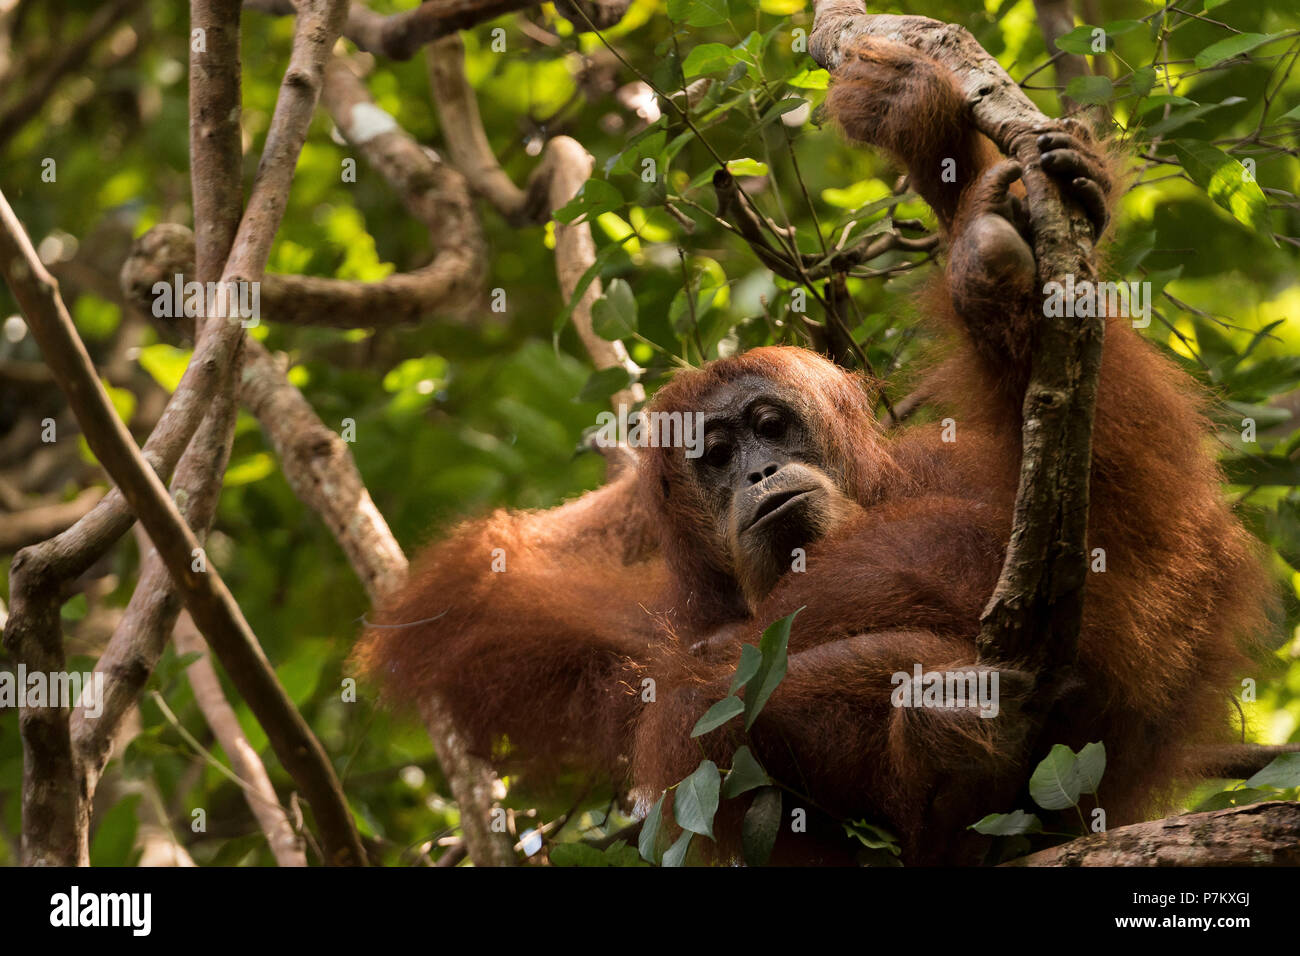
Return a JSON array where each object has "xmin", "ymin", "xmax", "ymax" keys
[
  {"xmin": 755, "ymin": 411, "xmax": 785, "ymax": 440},
  {"xmin": 705, "ymin": 441, "xmax": 733, "ymax": 468}
]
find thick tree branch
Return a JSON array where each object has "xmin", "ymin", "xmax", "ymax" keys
[
  {"xmin": 809, "ymin": 2, "xmax": 1102, "ymax": 677},
  {"xmin": 1004, "ymin": 801, "xmax": 1300, "ymax": 866},
  {"xmin": 1196, "ymin": 744, "xmax": 1300, "ymax": 781},
  {"xmin": 1, "ymin": 0, "xmax": 366, "ymax": 867},
  {"xmin": 0, "ymin": 487, "xmax": 105, "ymax": 553},
  {"xmin": 247, "ymin": 0, "xmax": 631, "ymax": 61}
]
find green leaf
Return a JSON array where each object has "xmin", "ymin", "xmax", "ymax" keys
[
  {"xmin": 1223, "ymin": 456, "xmax": 1300, "ymax": 487},
  {"xmin": 722, "ymin": 746, "xmax": 770, "ymax": 798},
  {"xmin": 1030, "ymin": 744, "xmax": 1083, "ymax": 810},
  {"xmin": 591, "ymin": 278, "xmax": 638, "ymax": 339},
  {"xmin": 1143, "ymin": 97, "xmax": 1244, "ymax": 137},
  {"xmin": 743, "ymin": 609, "xmax": 800, "ymax": 729},
  {"xmin": 727, "ymin": 643, "xmax": 762, "ymax": 695},
  {"xmin": 760, "ymin": 96, "xmax": 807, "ymax": 125},
  {"xmin": 1073, "ymin": 741, "xmax": 1106, "ymax": 794},
  {"xmin": 1057, "ymin": 21, "xmax": 1143, "ymax": 55},
  {"xmin": 741, "ymin": 786, "xmax": 782, "ymax": 865},
  {"xmin": 553, "ymin": 178, "xmax": 624, "ymax": 225},
  {"xmin": 682, "ymin": 43, "xmax": 735, "ymax": 78},
  {"xmin": 725, "ymin": 158, "xmax": 770, "ymax": 178},
  {"xmin": 661, "ymin": 829, "xmax": 694, "ymax": 867},
  {"xmin": 785, "ymin": 67, "xmax": 830, "ymax": 90},
  {"xmin": 638, "ymin": 792, "xmax": 666, "ymax": 864},
  {"xmin": 577, "ymin": 366, "xmax": 633, "ymax": 403},
  {"xmin": 547, "ymin": 841, "xmax": 645, "ymax": 866},
  {"xmin": 1130, "ymin": 66, "xmax": 1157, "ymax": 97},
  {"xmin": 1173, "ymin": 140, "xmax": 1272, "ymax": 239},
  {"xmin": 549, "ymin": 843, "xmax": 607, "ymax": 866},
  {"xmin": 1065, "ymin": 75, "xmax": 1114, "ymax": 105},
  {"xmin": 1245, "ymin": 752, "xmax": 1300, "ymax": 790},
  {"xmin": 89, "ymin": 794, "xmax": 142, "ymax": 867},
  {"xmin": 1193, "ymin": 787, "xmax": 1272, "ymax": 812},
  {"xmin": 970, "ymin": 810, "xmax": 1044, "ymax": 836},
  {"xmin": 691, "ymin": 696, "xmax": 744, "ymax": 737},
  {"xmin": 138, "ymin": 344, "xmax": 191, "ymax": 393},
  {"xmin": 843, "ymin": 819, "xmax": 902, "ymax": 853},
  {"xmin": 675, "ymin": 759, "xmax": 721, "ymax": 838},
  {"xmin": 1194, "ymin": 32, "xmax": 1286, "ymax": 70},
  {"xmin": 667, "ymin": 0, "xmax": 727, "ymax": 27}
]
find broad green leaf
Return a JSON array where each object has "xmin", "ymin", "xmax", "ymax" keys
[
  {"xmin": 743, "ymin": 608, "xmax": 800, "ymax": 729},
  {"xmin": 786, "ymin": 67, "xmax": 830, "ymax": 90},
  {"xmin": 843, "ymin": 819, "xmax": 902, "ymax": 853},
  {"xmin": 1056, "ymin": 21, "xmax": 1141, "ymax": 55},
  {"xmin": 727, "ymin": 643, "xmax": 762, "ymax": 695},
  {"xmin": 549, "ymin": 843, "xmax": 607, "ymax": 866},
  {"xmin": 691, "ymin": 696, "xmax": 744, "ymax": 737},
  {"xmin": 726, "ymin": 158, "xmax": 769, "ymax": 178},
  {"xmin": 1143, "ymin": 97, "xmax": 1244, "ymax": 137},
  {"xmin": 761, "ymin": 97, "xmax": 807, "ymax": 125},
  {"xmin": 970, "ymin": 810, "xmax": 1044, "ymax": 836},
  {"xmin": 1065, "ymin": 75, "xmax": 1114, "ymax": 105},
  {"xmin": 577, "ymin": 366, "xmax": 633, "ymax": 403},
  {"xmin": 1030, "ymin": 744, "xmax": 1083, "ymax": 810},
  {"xmin": 1073, "ymin": 741, "xmax": 1107, "ymax": 794},
  {"xmin": 1193, "ymin": 787, "xmax": 1272, "ymax": 812},
  {"xmin": 1173, "ymin": 140, "xmax": 1272, "ymax": 239},
  {"xmin": 674, "ymin": 760, "xmax": 721, "ymax": 838},
  {"xmin": 1245, "ymin": 753, "xmax": 1300, "ymax": 790},
  {"xmin": 661, "ymin": 829, "xmax": 694, "ymax": 866},
  {"xmin": 553, "ymin": 178, "xmax": 624, "ymax": 225},
  {"xmin": 682, "ymin": 43, "xmax": 735, "ymax": 78},
  {"xmin": 137, "ymin": 343, "xmax": 191, "ymax": 393},
  {"xmin": 1194, "ymin": 32, "xmax": 1286, "ymax": 70},
  {"xmin": 638, "ymin": 792, "xmax": 666, "ymax": 864},
  {"xmin": 722, "ymin": 746, "xmax": 770, "ymax": 798},
  {"xmin": 1130, "ymin": 66, "xmax": 1157, "ymax": 97},
  {"xmin": 668, "ymin": 0, "xmax": 727, "ymax": 27},
  {"xmin": 592, "ymin": 278, "xmax": 638, "ymax": 339},
  {"xmin": 741, "ymin": 786, "xmax": 782, "ymax": 865}
]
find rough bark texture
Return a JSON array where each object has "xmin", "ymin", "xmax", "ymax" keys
[
  {"xmin": 810, "ymin": 0, "xmax": 1103, "ymax": 677},
  {"xmin": 0, "ymin": 0, "xmax": 366, "ymax": 868},
  {"xmin": 1005, "ymin": 802, "xmax": 1300, "ymax": 866}
]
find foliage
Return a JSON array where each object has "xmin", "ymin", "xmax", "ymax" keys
[{"xmin": 1, "ymin": 0, "xmax": 1299, "ymax": 866}]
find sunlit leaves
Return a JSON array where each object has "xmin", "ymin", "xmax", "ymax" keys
[
  {"xmin": 553, "ymin": 178, "xmax": 624, "ymax": 225},
  {"xmin": 1194, "ymin": 32, "xmax": 1287, "ymax": 70},
  {"xmin": 137, "ymin": 344, "xmax": 191, "ymax": 393},
  {"xmin": 1173, "ymin": 140, "xmax": 1272, "ymax": 240}
]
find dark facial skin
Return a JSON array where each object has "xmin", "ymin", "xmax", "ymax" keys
[{"xmin": 691, "ymin": 378, "xmax": 856, "ymax": 605}]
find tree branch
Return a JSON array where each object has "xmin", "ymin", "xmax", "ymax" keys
[
  {"xmin": 809, "ymin": 1, "xmax": 1103, "ymax": 677},
  {"xmin": 1, "ymin": 0, "xmax": 366, "ymax": 867},
  {"xmin": 247, "ymin": 0, "xmax": 631, "ymax": 62},
  {"xmin": 1004, "ymin": 801, "xmax": 1300, "ymax": 866},
  {"xmin": 175, "ymin": 610, "xmax": 308, "ymax": 866}
]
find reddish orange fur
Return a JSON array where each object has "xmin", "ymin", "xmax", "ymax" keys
[{"xmin": 355, "ymin": 38, "xmax": 1272, "ymax": 864}]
